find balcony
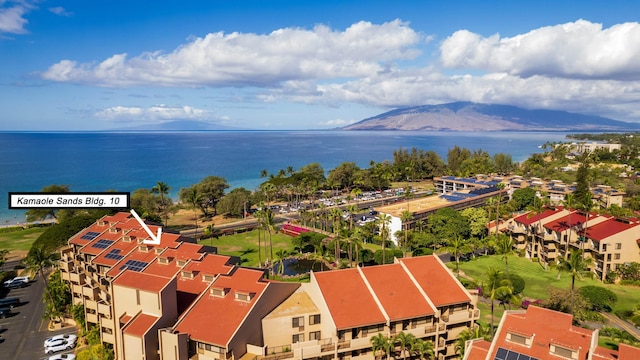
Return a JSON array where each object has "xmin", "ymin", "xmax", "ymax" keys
[
  {"xmin": 98, "ymin": 302, "xmax": 111, "ymax": 318},
  {"xmin": 69, "ymin": 272, "xmax": 85, "ymax": 284},
  {"xmin": 87, "ymin": 312, "xmax": 98, "ymax": 324},
  {"xmin": 82, "ymin": 286, "xmax": 100, "ymax": 300},
  {"xmin": 101, "ymin": 331, "xmax": 115, "ymax": 344}
]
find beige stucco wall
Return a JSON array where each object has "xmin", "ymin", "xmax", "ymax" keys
[
  {"xmin": 159, "ymin": 329, "xmax": 189, "ymax": 360},
  {"xmin": 227, "ymin": 282, "xmax": 299, "ymax": 359}
]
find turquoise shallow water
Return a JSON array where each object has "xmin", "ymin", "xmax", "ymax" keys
[{"xmin": 0, "ymin": 130, "xmax": 570, "ymax": 225}]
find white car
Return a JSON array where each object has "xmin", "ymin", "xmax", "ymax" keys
[
  {"xmin": 3, "ymin": 276, "xmax": 30, "ymax": 288},
  {"xmin": 44, "ymin": 334, "xmax": 77, "ymax": 347},
  {"xmin": 44, "ymin": 338, "xmax": 76, "ymax": 355},
  {"xmin": 46, "ymin": 354, "xmax": 76, "ymax": 360}
]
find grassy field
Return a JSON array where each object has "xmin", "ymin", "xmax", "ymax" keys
[
  {"xmin": 0, "ymin": 226, "xmax": 47, "ymax": 254},
  {"xmin": 451, "ymin": 255, "xmax": 640, "ymax": 312},
  {"xmin": 200, "ymin": 230, "xmax": 297, "ymax": 267}
]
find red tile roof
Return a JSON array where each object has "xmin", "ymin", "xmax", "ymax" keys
[
  {"xmin": 113, "ymin": 270, "xmax": 174, "ymax": 293},
  {"xmin": 313, "ymin": 268, "xmax": 386, "ymax": 330},
  {"xmin": 583, "ymin": 217, "xmax": 640, "ymax": 242},
  {"xmin": 360, "ymin": 264, "xmax": 435, "ymax": 321},
  {"xmin": 123, "ymin": 312, "xmax": 159, "ymax": 337},
  {"xmin": 465, "ymin": 339, "xmax": 491, "ymax": 360},
  {"xmin": 543, "ymin": 212, "xmax": 588, "ymax": 233},
  {"xmin": 174, "ymin": 268, "xmax": 268, "ymax": 347},
  {"xmin": 490, "ymin": 306, "xmax": 594, "ymax": 360},
  {"xmin": 513, "ymin": 207, "xmax": 564, "ymax": 226},
  {"xmin": 619, "ymin": 343, "xmax": 640, "ymax": 359},
  {"xmin": 399, "ymin": 256, "xmax": 471, "ymax": 306}
]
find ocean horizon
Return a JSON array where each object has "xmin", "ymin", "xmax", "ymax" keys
[{"xmin": 0, "ymin": 130, "xmax": 571, "ymax": 225}]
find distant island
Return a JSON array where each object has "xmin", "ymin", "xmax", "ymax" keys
[{"xmin": 342, "ymin": 102, "xmax": 640, "ymax": 131}]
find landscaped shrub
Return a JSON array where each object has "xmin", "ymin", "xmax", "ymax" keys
[
  {"xmin": 578, "ymin": 286, "xmax": 617, "ymax": 312},
  {"xmin": 501, "ymin": 273, "xmax": 525, "ymax": 295}
]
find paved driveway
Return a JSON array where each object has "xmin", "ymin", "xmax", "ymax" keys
[{"xmin": 0, "ymin": 273, "xmax": 77, "ymax": 360}]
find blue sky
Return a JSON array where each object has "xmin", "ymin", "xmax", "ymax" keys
[{"xmin": 2, "ymin": 0, "xmax": 640, "ymax": 130}]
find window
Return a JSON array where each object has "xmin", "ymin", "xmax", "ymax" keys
[
  {"xmin": 615, "ymin": 253, "xmax": 621, "ymax": 260},
  {"xmin": 136, "ymin": 289, "xmax": 140, "ymax": 305},
  {"xmin": 292, "ymin": 333, "xmax": 304, "ymax": 343},
  {"xmin": 615, "ymin": 243, "xmax": 622, "ymax": 250},
  {"xmin": 602, "ymin": 244, "xmax": 608, "ymax": 252},
  {"xmin": 292, "ymin": 316, "xmax": 304, "ymax": 328},
  {"xmin": 551, "ymin": 344, "xmax": 575, "ymax": 359},
  {"xmin": 309, "ymin": 314, "xmax": 321, "ymax": 325},
  {"xmin": 506, "ymin": 332, "xmax": 531, "ymax": 346},
  {"xmin": 310, "ymin": 331, "xmax": 321, "ymax": 341}
]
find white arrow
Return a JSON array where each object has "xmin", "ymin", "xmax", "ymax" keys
[{"xmin": 130, "ymin": 209, "xmax": 162, "ymax": 245}]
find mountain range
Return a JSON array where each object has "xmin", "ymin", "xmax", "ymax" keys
[{"xmin": 341, "ymin": 102, "xmax": 640, "ymax": 131}]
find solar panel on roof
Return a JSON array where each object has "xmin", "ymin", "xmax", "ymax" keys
[
  {"xmin": 92, "ymin": 239, "xmax": 114, "ymax": 249},
  {"xmin": 104, "ymin": 249, "xmax": 124, "ymax": 260},
  {"xmin": 119, "ymin": 259, "xmax": 148, "ymax": 272},
  {"xmin": 81, "ymin": 231, "xmax": 100, "ymax": 240},
  {"xmin": 494, "ymin": 347, "xmax": 538, "ymax": 360}
]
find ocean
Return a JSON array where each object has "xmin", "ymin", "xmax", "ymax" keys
[{"xmin": 0, "ymin": 130, "xmax": 570, "ymax": 225}]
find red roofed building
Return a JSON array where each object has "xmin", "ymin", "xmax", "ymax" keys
[
  {"xmin": 502, "ymin": 207, "xmax": 640, "ymax": 281},
  {"xmin": 464, "ymin": 306, "xmax": 640, "ymax": 360},
  {"xmin": 61, "ymin": 214, "xmax": 480, "ymax": 360}
]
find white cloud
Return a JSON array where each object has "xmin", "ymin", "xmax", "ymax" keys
[
  {"xmin": 0, "ymin": 2, "xmax": 29, "ymax": 34},
  {"xmin": 41, "ymin": 20, "xmax": 423, "ymax": 87},
  {"xmin": 321, "ymin": 118, "xmax": 357, "ymax": 127},
  {"xmin": 440, "ymin": 19, "xmax": 640, "ymax": 80},
  {"xmin": 49, "ymin": 6, "xmax": 72, "ymax": 17},
  {"xmin": 95, "ymin": 104, "xmax": 214, "ymax": 122}
]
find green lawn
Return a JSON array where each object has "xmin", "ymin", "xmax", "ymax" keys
[
  {"xmin": 0, "ymin": 227, "xmax": 47, "ymax": 253},
  {"xmin": 451, "ymin": 255, "xmax": 640, "ymax": 313},
  {"xmin": 200, "ymin": 230, "xmax": 297, "ymax": 267}
]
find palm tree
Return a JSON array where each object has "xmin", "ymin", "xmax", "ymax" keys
[
  {"xmin": 394, "ymin": 331, "xmax": 416, "ymax": 360},
  {"xmin": 557, "ymin": 249, "xmax": 594, "ymax": 314},
  {"xmin": 151, "ymin": 181, "xmax": 171, "ymax": 226},
  {"xmin": 264, "ymin": 208, "xmax": 275, "ymax": 266},
  {"xmin": 493, "ymin": 183, "xmax": 506, "ymax": 240},
  {"xmin": 494, "ymin": 235, "xmax": 515, "ymax": 276},
  {"xmin": 377, "ymin": 213, "xmax": 392, "ymax": 264},
  {"xmin": 455, "ymin": 324, "xmax": 489, "ymax": 357},
  {"xmin": 400, "ymin": 210, "xmax": 413, "ymax": 257},
  {"xmin": 184, "ymin": 187, "xmax": 203, "ymax": 239},
  {"xmin": 203, "ymin": 223, "xmax": 216, "ymax": 247},
  {"xmin": 411, "ymin": 338, "xmax": 434, "ymax": 360},
  {"xmin": 254, "ymin": 207, "xmax": 264, "ymax": 267},
  {"xmin": 24, "ymin": 245, "xmax": 61, "ymax": 321},
  {"xmin": 444, "ymin": 236, "xmax": 471, "ymax": 276},
  {"xmin": 371, "ymin": 333, "xmax": 392, "ymax": 360},
  {"xmin": 526, "ymin": 192, "xmax": 548, "ymax": 262},
  {"xmin": 562, "ymin": 193, "xmax": 576, "ymax": 260},
  {"xmin": 485, "ymin": 267, "xmax": 513, "ymax": 336},
  {"xmin": 275, "ymin": 249, "xmax": 288, "ymax": 275}
]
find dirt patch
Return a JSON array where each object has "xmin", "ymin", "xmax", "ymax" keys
[{"xmin": 7, "ymin": 250, "xmax": 28, "ymax": 262}]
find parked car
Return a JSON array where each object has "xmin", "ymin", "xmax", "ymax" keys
[
  {"xmin": 4, "ymin": 276, "xmax": 30, "ymax": 288},
  {"xmin": 45, "ymin": 338, "xmax": 76, "ymax": 355},
  {"xmin": 0, "ymin": 307, "xmax": 12, "ymax": 318},
  {"xmin": 46, "ymin": 353, "xmax": 76, "ymax": 360},
  {"xmin": 0, "ymin": 297, "xmax": 20, "ymax": 308},
  {"xmin": 44, "ymin": 334, "xmax": 78, "ymax": 348}
]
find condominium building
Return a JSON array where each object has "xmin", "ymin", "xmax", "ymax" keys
[
  {"xmin": 463, "ymin": 305, "xmax": 640, "ymax": 360},
  {"xmin": 60, "ymin": 212, "xmax": 480, "ymax": 360},
  {"xmin": 501, "ymin": 207, "xmax": 640, "ymax": 280}
]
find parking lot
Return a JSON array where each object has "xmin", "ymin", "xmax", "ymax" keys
[{"xmin": 0, "ymin": 269, "xmax": 77, "ymax": 360}]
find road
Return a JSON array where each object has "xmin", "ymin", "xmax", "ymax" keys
[
  {"xmin": 0, "ymin": 268, "xmax": 77, "ymax": 360},
  {"xmin": 601, "ymin": 311, "xmax": 640, "ymax": 341}
]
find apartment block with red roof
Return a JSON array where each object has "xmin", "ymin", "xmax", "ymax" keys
[
  {"xmin": 463, "ymin": 306, "xmax": 640, "ymax": 360},
  {"xmin": 501, "ymin": 207, "xmax": 640, "ymax": 280},
  {"xmin": 252, "ymin": 255, "xmax": 479, "ymax": 360},
  {"xmin": 58, "ymin": 212, "xmax": 214, "ymax": 345},
  {"xmin": 61, "ymin": 214, "xmax": 481, "ymax": 360}
]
